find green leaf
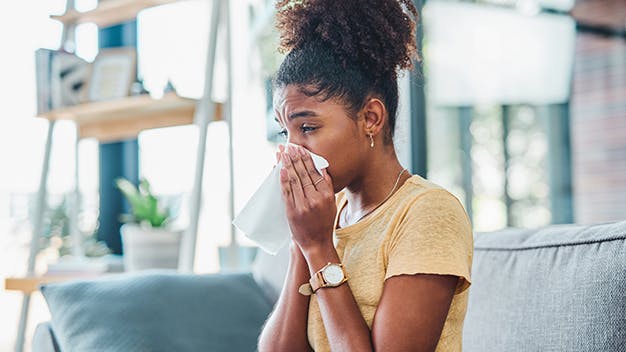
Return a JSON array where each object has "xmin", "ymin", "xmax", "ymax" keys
[
  {"xmin": 139, "ymin": 178, "xmax": 151, "ymax": 196},
  {"xmin": 115, "ymin": 177, "xmax": 172, "ymax": 228}
]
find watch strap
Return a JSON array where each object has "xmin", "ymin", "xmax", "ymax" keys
[
  {"xmin": 298, "ymin": 282, "xmax": 314, "ymax": 296},
  {"xmin": 297, "ymin": 271, "xmax": 324, "ymax": 296},
  {"xmin": 298, "ymin": 263, "xmax": 347, "ymax": 296},
  {"xmin": 309, "ymin": 270, "xmax": 325, "ymax": 292}
]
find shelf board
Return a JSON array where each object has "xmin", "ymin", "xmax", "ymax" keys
[
  {"xmin": 5, "ymin": 274, "xmax": 107, "ymax": 294},
  {"xmin": 51, "ymin": 0, "xmax": 181, "ymax": 27},
  {"xmin": 39, "ymin": 93, "xmax": 223, "ymax": 143}
]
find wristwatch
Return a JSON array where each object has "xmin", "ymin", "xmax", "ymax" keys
[{"xmin": 298, "ymin": 262, "xmax": 348, "ymax": 296}]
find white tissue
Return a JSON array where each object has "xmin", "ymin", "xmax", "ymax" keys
[{"xmin": 232, "ymin": 147, "xmax": 329, "ymax": 255}]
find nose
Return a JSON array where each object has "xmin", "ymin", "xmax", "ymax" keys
[{"xmin": 286, "ymin": 136, "xmax": 305, "ymax": 149}]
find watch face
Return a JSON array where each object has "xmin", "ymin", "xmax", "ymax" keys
[{"xmin": 322, "ymin": 264, "xmax": 345, "ymax": 285}]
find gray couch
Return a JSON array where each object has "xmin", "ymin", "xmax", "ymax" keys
[{"xmin": 34, "ymin": 221, "xmax": 626, "ymax": 351}]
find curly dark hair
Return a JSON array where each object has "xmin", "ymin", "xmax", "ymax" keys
[{"xmin": 273, "ymin": 0, "xmax": 419, "ymax": 144}]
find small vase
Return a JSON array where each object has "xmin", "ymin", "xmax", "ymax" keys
[{"xmin": 120, "ymin": 224, "xmax": 183, "ymax": 272}]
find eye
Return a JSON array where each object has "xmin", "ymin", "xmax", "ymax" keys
[
  {"xmin": 301, "ymin": 125, "xmax": 317, "ymax": 133},
  {"xmin": 276, "ymin": 125, "xmax": 316, "ymax": 140}
]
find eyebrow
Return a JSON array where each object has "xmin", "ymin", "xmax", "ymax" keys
[
  {"xmin": 288, "ymin": 110, "xmax": 318, "ymax": 119},
  {"xmin": 274, "ymin": 110, "xmax": 318, "ymax": 124}
]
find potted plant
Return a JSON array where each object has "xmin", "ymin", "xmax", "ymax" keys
[{"xmin": 115, "ymin": 177, "xmax": 182, "ymax": 271}]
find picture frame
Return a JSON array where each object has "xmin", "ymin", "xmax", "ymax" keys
[{"xmin": 88, "ymin": 47, "xmax": 137, "ymax": 102}]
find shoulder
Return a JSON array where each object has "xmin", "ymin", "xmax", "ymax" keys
[
  {"xmin": 384, "ymin": 176, "xmax": 474, "ymax": 292},
  {"xmin": 398, "ymin": 176, "xmax": 467, "ymax": 220},
  {"xmin": 335, "ymin": 175, "xmax": 466, "ymax": 218},
  {"xmin": 387, "ymin": 175, "xmax": 473, "ymax": 252}
]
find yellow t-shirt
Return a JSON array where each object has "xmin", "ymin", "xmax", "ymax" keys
[{"xmin": 307, "ymin": 175, "xmax": 473, "ymax": 351}]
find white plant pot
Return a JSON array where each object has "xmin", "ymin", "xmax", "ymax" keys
[{"xmin": 120, "ymin": 224, "xmax": 183, "ymax": 272}]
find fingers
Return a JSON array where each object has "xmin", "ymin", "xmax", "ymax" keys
[
  {"xmin": 288, "ymin": 146, "xmax": 316, "ymax": 195},
  {"xmin": 298, "ymin": 146, "xmax": 330, "ymax": 194},
  {"xmin": 279, "ymin": 144, "xmax": 332, "ymax": 203},
  {"xmin": 279, "ymin": 167, "xmax": 294, "ymax": 207},
  {"xmin": 278, "ymin": 145, "xmax": 295, "ymax": 205},
  {"xmin": 281, "ymin": 152, "xmax": 306, "ymax": 205}
]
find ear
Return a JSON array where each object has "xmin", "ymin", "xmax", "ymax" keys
[{"xmin": 360, "ymin": 97, "xmax": 387, "ymax": 136}]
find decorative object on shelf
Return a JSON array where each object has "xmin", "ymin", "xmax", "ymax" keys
[
  {"xmin": 88, "ymin": 47, "xmax": 137, "ymax": 102},
  {"xmin": 115, "ymin": 177, "xmax": 182, "ymax": 271},
  {"xmin": 53, "ymin": 51, "xmax": 91, "ymax": 107},
  {"xmin": 163, "ymin": 79, "xmax": 177, "ymax": 95},
  {"xmin": 130, "ymin": 78, "xmax": 149, "ymax": 96},
  {"xmin": 35, "ymin": 49, "xmax": 90, "ymax": 113}
]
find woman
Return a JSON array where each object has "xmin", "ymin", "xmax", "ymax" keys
[{"xmin": 258, "ymin": 0, "xmax": 473, "ymax": 351}]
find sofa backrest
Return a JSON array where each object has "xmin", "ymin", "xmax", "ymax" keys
[{"xmin": 464, "ymin": 221, "xmax": 626, "ymax": 351}]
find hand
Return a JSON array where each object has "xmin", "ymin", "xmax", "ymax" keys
[{"xmin": 279, "ymin": 144, "xmax": 336, "ymax": 252}]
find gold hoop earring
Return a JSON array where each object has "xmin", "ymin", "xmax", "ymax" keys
[{"xmin": 369, "ymin": 133, "xmax": 374, "ymax": 148}]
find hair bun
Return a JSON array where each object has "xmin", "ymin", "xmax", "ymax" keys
[{"xmin": 275, "ymin": 0, "xmax": 419, "ymax": 80}]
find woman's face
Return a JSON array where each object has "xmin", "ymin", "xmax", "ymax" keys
[{"xmin": 274, "ymin": 84, "xmax": 367, "ymax": 193}]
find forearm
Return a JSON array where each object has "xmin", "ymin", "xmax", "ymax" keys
[
  {"xmin": 258, "ymin": 243, "xmax": 314, "ymax": 352},
  {"xmin": 303, "ymin": 243, "xmax": 373, "ymax": 352}
]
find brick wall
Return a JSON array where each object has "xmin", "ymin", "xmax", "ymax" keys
[{"xmin": 570, "ymin": 31, "xmax": 626, "ymax": 223}]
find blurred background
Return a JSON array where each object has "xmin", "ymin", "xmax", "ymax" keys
[{"xmin": 0, "ymin": 0, "xmax": 624, "ymax": 350}]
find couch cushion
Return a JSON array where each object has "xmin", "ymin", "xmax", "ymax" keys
[
  {"xmin": 464, "ymin": 221, "xmax": 626, "ymax": 351},
  {"xmin": 41, "ymin": 271, "xmax": 273, "ymax": 352}
]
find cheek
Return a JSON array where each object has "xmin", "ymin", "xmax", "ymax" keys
[
  {"xmin": 307, "ymin": 138, "xmax": 348, "ymax": 171},
  {"xmin": 317, "ymin": 147, "xmax": 361, "ymax": 191},
  {"xmin": 306, "ymin": 119, "xmax": 362, "ymax": 187}
]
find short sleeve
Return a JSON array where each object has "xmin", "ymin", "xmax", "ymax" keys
[{"xmin": 385, "ymin": 189, "xmax": 473, "ymax": 294}]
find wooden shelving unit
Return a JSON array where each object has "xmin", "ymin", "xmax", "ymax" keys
[
  {"xmin": 11, "ymin": 1, "xmax": 231, "ymax": 350},
  {"xmin": 39, "ymin": 93, "xmax": 223, "ymax": 142},
  {"xmin": 51, "ymin": 0, "xmax": 180, "ymax": 27}
]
